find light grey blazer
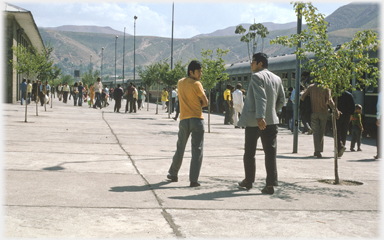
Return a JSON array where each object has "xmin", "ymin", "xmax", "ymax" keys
[{"xmin": 238, "ymin": 68, "xmax": 285, "ymax": 127}]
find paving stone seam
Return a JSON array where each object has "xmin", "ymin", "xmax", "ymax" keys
[
  {"xmin": 4, "ymin": 205, "xmax": 379, "ymax": 212},
  {"xmin": 101, "ymin": 111, "xmax": 185, "ymax": 238}
]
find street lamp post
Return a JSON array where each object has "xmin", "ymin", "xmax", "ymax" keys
[
  {"xmin": 123, "ymin": 27, "xmax": 126, "ymax": 87},
  {"xmin": 115, "ymin": 36, "xmax": 118, "ymax": 86},
  {"xmin": 134, "ymin": 15, "xmax": 137, "ymax": 85},
  {"xmin": 101, "ymin": 47, "xmax": 104, "ymax": 80},
  {"xmin": 90, "ymin": 54, "xmax": 92, "ymax": 71}
]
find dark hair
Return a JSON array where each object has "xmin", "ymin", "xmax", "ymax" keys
[
  {"xmin": 117, "ymin": 84, "xmax": 121, "ymax": 87},
  {"xmin": 252, "ymin": 52, "xmax": 268, "ymax": 68},
  {"xmin": 226, "ymin": 84, "xmax": 232, "ymax": 89},
  {"xmin": 355, "ymin": 104, "xmax": 362, "ymax": 110},
  {"xmin": 236, "ymin": 83, "xmax": 242, "ymax": 89},
  {"xmin": 187, "ymin": 60, "xmax": 202, "ymax": 76}
]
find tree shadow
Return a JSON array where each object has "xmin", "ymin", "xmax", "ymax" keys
[
  {"xmin": 109, "ymin": 181, "xmax": 186, "ymax": 192},
  {"xmin": 347, "ymin": 159, "xmax": 378, "ymax": 162},
  {"xmin": 167, "ymin": 177, "xmax": 356, "ymax": 202}
]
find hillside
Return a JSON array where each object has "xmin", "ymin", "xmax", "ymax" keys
[{"xmin": 39, "ymin": 2, "xmax": 380, "ymax": 79}]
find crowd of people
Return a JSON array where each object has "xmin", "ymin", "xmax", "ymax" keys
[
  {"xmin": 24, "ymin": 78, "xmax": 149, "ymax": 113},
  {"xmin": 19, "ymin": 54, "xmax": 381, "ymax": 192}
]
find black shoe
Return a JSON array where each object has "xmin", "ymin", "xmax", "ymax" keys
[
  {"xmin": 261, "ymin": 186, "xmax": 274, "ymax": 195},
  {"xmin": 338, "ymin": 147, "xmax": 346, "ymax": 157},
  {"xmin": 238, "ymin": 179, "xmax": 252, "ymax": 189},
  {"xmin": 350, "ymin": 148, "xmax": 355, "ymax": 152},
  {"xmin": 190, "ymin": 182, "xmax": 200, "ymax": 187},
  {"xmin": 172, "ymin": 117, "xmax": 177, "ymax": 121},
  {"xmin": 167, "ymin": 174, "xmax": 178, "ymax": 182},
  {"xmin": 357, "ymin": 148, "xmax": 362, "ymax": 151},
  {"xmin": 314, "ymin": 151, "xmax": 322, "ymax": 158}
]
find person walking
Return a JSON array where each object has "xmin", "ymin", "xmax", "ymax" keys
[
  {"xmin": 336, "ymin": 90, "xmax": 355, "ymax": 157},
  {"xmin": 57, "ymin": 83, "xmax": 63, "ymax": 101},
  {"xmin": 89, "ymin": 84, "xmax": 95, "ymax": 107},
  {"xmin": 350, "ymin": 104, "xmax": 364, "ymax": 151},
  {"xmin": 125, "ymin": 82, "xmax": 135, "ymax": 113},
  {"xmin": 224, "ymin": 85, "xmax": 232, "ymax": 125},
  {"xmin": 171, "ymin": 87, "xmax": 177, "ymax": 113},
  {"xmin": 73, "ymin": 82, "xmax": 79, "ymax": 106},
  {"xmin": 38, "ymin": 81, "xmax": 46, "ymax": 106},
  {"xmin": 232, "ymin": 83, "xmax": 244, "ymax": 128},
  {"xmin": 137, "ymin": 87, "xmax": 143, "ymax": 110},
  {"xmin": 114, "ymin": 84, "xmax": 124, "ymax": 113},
  {"xmin": 32, "ymin": 80, "xmax": 37, "ymax": 102},
  {"xmin": 161, "ymin": 88, "xmax": 168, "ymax": 110},
  {"xmin": 20, "ymin": 78, "xmax": 27, "ymax": 105},
  {"xmin": 26, "ymin": 79, "xmax": 32, "ymax": 104},
  {"xmin": 300, "ymin": 80, "xmax": 338, "ymax": 158},
  {"xmin": 93, "ymin": 77, "xmax": 102, "ymax": 109},
  {"xmin": 78, "ymin": 82, "xmax": 84, "ymax": 106},
  {"xmin": 62, "ymin": 83, "xmax": 70, "ymax": 103},
  {"xmin": 142, "ymin": 87, "xmax": 147, "ymax": 109},
  {"xmin": 167, "ymin": 60, "xmax": 208, "ymax": 187},
  {"xmin": 132, "ymin": 85, "xmax": 138, "ymax": 113},
  {"xmin": 237, "ymin": 53, "xmax": 285, "ymax": 194}
]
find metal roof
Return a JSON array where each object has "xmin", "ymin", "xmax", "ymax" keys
[
  {"xmin": 4, "ymin": 2, "xmax": 45, "ymax": 53},
  {"xmin": 224, "ymin": 52, "xmax": 317, "ymax": 75}
]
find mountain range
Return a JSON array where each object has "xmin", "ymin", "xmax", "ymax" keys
[{"xmin": 38, "ymin": 2, "xmax": 380, "ymax": 79}]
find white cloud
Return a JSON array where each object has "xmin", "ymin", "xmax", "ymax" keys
[{"xmin": 240, "ymin": 3, "xmax": 296, "ymax": 24}]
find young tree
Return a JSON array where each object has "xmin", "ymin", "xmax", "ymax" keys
[
  {"xmin": 200, "ymin": 48, "xmax": 229, "ymax": 133},
  {"xmin": 10, "ymin": 45, "xmax": 40, "ymax": 122},
  {"xmin": 153, "ymin": 60, "xmax": 170, "ymax": 114},
  {"xmin": 138, "ymin": 64, "xmax": 157, "ymax": 111},
  {"xmin": 81, "ymin": 69, "xmax": 100, "ymax": 87},
  {"xmin": 270, "ymin": 2, "xmax": 380, "ymax": 184},
  {"xmin": 235, "ymin": 23, "xmax": 269, "ymax": 62},
  {"xmin": 164, "ymin": 60, "xmax": 187, "ymax": 118}
]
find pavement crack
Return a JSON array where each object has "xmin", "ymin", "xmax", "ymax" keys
[{"xmin": 102, "ymin": 111, "xmax": 185, "ymax": 238}]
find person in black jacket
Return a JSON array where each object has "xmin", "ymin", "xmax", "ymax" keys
[
  {"xmin": 336, "ymin": 90, "xmax": 355, "ymax": 157},
  {"xmin": 113, "ymin": 84, "xmax": 124, "ymax": 113}
]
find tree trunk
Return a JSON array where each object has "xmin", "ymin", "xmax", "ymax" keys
[
  {"xmin": 208, "ymin": 90, "xmax": 211, "ymax": 133},
  {"xmin": 36, "ymin": 87, "xmax": 38, "ymax": 116},
  {"xmin": 156, "ymin": 82, "xmax": 159, "ymax": 114},
  {"xmin": 168, "ymin": 87, "xmax": 171, "ymax": 119},
  {"xmin": 333, "ymin": 98, "xmax": 340, "ymax": 184}
]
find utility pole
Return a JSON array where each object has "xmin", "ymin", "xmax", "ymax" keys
[{"xmin": 293, "ymin": 4, "xmax": 302, "ymax": 153}]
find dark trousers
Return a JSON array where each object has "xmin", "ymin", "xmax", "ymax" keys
[
  {"xmin": 114, "ymin": 99, "xmax": 122, "ymax": 112},
  {"xmin": 350, "ymin": 125, "xmax": 362, "ymax": 150},
  {"xmin": 243, "ymin": 125, "xmax": 278, "ymax": 186},
  {"xmin": 224, "ymin": 101, "xmax": 231, "ymax": 124},
  {"xmin": 336, "ymin": 114, "xmax": 350, "ymax": 151},
  {"xmin": 93, "ymin": 92, "xmax": 101, "ymax": 108},
  {"xmin": 171, "ymin": 98, "xmax": 176, "ymax": 113},
  {"xmin": 137, "ymin": 99, "xmax": 142, "ymax": 109},
  {"xmin": 174, "ymin": 100, "xmax": 180, "ymax": 119},
  {"xmin": 39, "ymin": 92, "xmax": 45, "ymax": 106},
  {"xmin": 125, "ymin": 94, "xmax": 134, "ymax": 112}
]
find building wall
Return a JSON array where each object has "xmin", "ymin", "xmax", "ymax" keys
[{"xmin": 4, "ymin": 14, "xmax": 33, "ymax": 103}]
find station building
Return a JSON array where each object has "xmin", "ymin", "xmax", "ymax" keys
[{"xmin": 3, "ymin": 2, "xmax": 44, "ymax": 103}]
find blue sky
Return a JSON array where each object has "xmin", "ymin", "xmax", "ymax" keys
[{"xmin": 8, "ymin": 1, "xmax": 365, "ymax": 38}]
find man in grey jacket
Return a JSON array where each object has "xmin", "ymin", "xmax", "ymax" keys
[{"xmin": 237, "ymin": 52, "xmax": 285, "ymax": 194}]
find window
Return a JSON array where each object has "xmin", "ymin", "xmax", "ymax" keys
[
  {"xmin": 238, "ymin": 76, "xmax": 242, "ymax": 83},
  {"xmin": 282, "ymin": 72, "xmax": 288, "ymax": 79},
  {"xmin": 244, "ymin": 76, "xmax": 248, "ymax": 82}
]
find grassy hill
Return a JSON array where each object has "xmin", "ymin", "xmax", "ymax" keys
[{"xmin": 39, "ymin": 2, "xmax": 380, "ymax": 79}]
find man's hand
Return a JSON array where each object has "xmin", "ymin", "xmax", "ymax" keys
[{"xmin": 257, "ymin": 118, "xmax": 267, "ymax": 130}]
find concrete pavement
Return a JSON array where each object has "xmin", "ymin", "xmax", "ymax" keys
[{"xmin": 3, "ymin": 97, "xmax": 381, "ymax": 238}]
